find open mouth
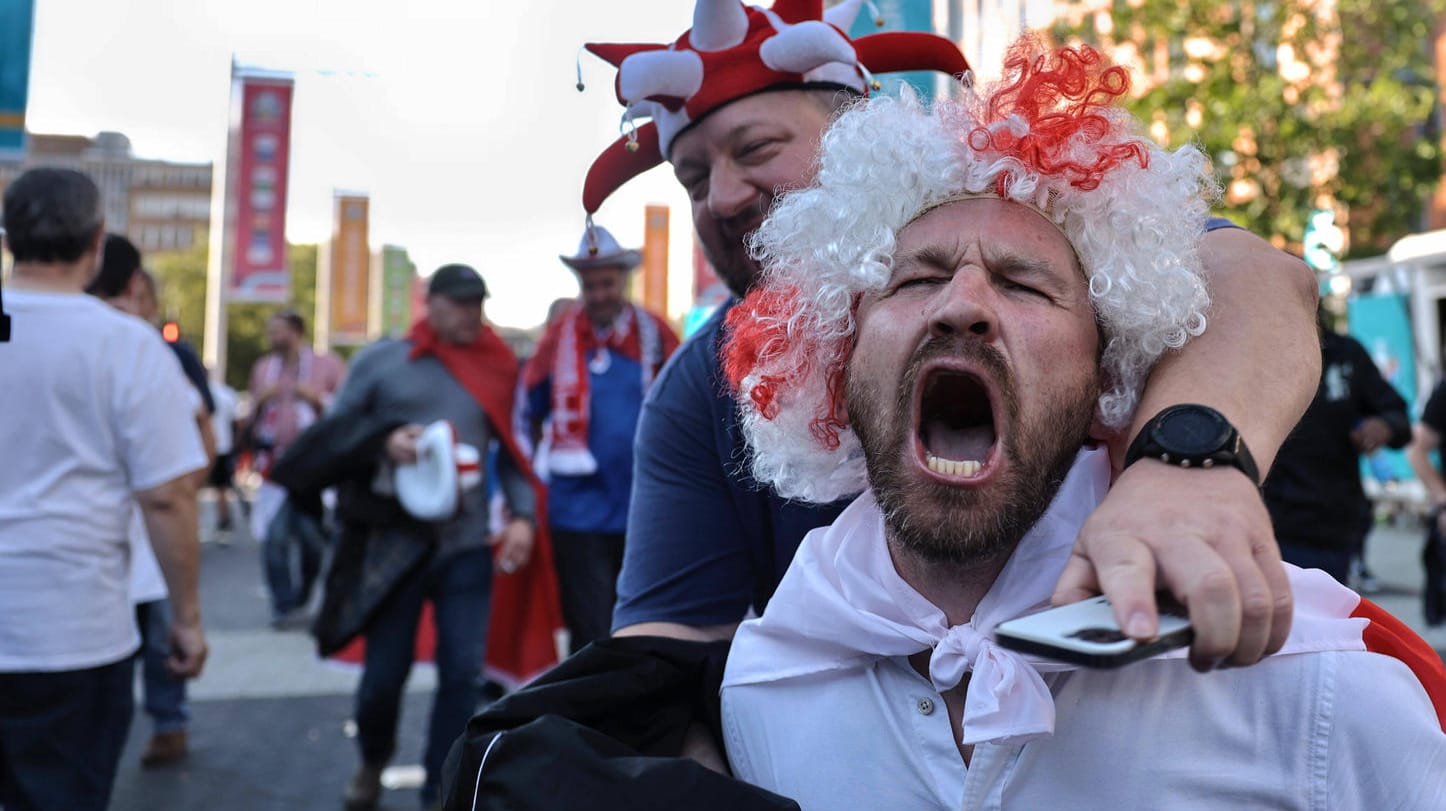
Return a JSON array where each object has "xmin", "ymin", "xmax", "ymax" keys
[{"xmin": 916, "ymin": 368, "xmax": 998, "ymax": 479}]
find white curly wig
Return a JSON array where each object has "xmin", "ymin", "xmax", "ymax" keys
[{"xmin": 722, "ymin": 35, "xmax": 1218, "ymax": 504}]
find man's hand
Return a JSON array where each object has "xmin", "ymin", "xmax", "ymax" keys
[
  {"xmin": 1051, "ymin": 460, "xmax": 1292, "ymax": 672},
  {"xmin": 491, "ymin": 517, "xmax": 535, "ymax": 575},
  {"xmin": 1350, "ymin": 417, "xmax": 1392, "ymax": 455},
  {"xmin": 167, "ymin": 617, "xmax": 209, "ymax": 678},
  {"xmin": 295, "ymin": 383, "xmax": 324, "ymax": 410},
  {"xmin": 385, "ymin": 424, "xmax": 425, "ymax": 464}
]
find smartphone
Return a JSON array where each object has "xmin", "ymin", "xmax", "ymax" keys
[{"xmin": 993, "ymin": 594, "xmax": 1193, "ymax": 668}]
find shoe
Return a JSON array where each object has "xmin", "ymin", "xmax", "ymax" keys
[
  {"xmin": 1358, "ymin": 571, "xmax": 1382, "ymax": 594},
  {"xmin": 270, "ymin": 607, "xmax": 312, "ymax": 631},
  {"xmin": 140, "ymin": 730, "xmax": 188, "ymax": 769},
  {"xmin": 344, "ymin": 763, "xmax": 384, "ymax": 810}
]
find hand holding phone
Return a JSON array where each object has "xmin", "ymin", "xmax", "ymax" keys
[{"xmin": 993, "ymin": 594, "xmax": 1193, "ymax": 668}]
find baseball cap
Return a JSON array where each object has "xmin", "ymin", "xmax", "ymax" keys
[{"xmin": 428, "ymin": 263, "xmax": 489, "ymax": 300}]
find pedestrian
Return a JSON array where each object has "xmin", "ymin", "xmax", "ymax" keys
[
  {"xmin": 245, "ymin": 308, "xmax": 345, "ymax": 626},
  {"xmin": 1407, "ymin": 372, "xmax": 1446, "ymax": 624},
  {"xmin": 1263, "ymin": 308, "xmax": 1410, "ymax": 584},
  {"xmin": 588, "ymin": 0, "xmax": 1316, "ymax": 673},
  {"xmin": 522, "ymin": 223, "xmax": 679, "ymax": 653},
  {"xmin": 208, "ymin": 373, "xmax": 244, "ymax": 539},
  {"xmin": 717, "ymin": 43, "xmax": 1446, "ymax": 806},
  {"xmin": 89, "ymin": 235, "xmax": 218, "ymax": 769},
  {"xmin": 290, "ymin": 263, "xmax": 558, "ymax": 810},
  {"xmin": 0, "ymin": 167, "xmax": 208, "ymax": 811}
]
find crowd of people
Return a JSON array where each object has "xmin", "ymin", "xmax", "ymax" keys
[{"xmin": 4, "ymin": 2, "xmax": 1446, "ymax": 810}]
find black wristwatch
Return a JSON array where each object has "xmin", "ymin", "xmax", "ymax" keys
[{"xmin": 1123, "ymin": 404, "xmax": 1259, "ymax": 486}]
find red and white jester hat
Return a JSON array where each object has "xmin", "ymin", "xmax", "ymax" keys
[{"xmin": 579, "ymin": 0, "xmax": 969, "ymax": 214}]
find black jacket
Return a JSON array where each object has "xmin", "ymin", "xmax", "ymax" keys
[
  {"xmin": 268, "ymin": 409, "xmax": 429, "ymax": 656},
  {"xmin": 441, "ymin": 636, "xmax": 799, "ymax": 811}
]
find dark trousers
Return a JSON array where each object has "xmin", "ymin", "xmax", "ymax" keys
[
  {"xmin": 1279, "ymin": 541, "xmax": 1352, "ymax": 585},
  {"xmin": 262, "ymin": 504, "xmax": 325, "ymax": 618},
  {"xmin": 136, "ymin": 599, "xmax": 188, "ymax": 733},
  {"xmin": 0, "ymin": 657, "xmax": 134, "ymax": 811},
  {"xmin": 1425, "ymin": 517, "xmax": 1446, "ymax": 627},
  {"xmin": 551, "ymin": 529, "xmax": 626, "ymax": 655},
  {"xmin": 355, "ymin": 546, "xmax": 492, "ymax": 805}
]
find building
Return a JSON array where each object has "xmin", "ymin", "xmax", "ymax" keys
[{"xmin": 0, "ymin": 131, "xmax": 212, "ymax": 254}]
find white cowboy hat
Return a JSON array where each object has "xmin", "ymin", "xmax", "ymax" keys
[
  {"xmin": 394, "ymin": 420, "xmax": 483, "ymax": 522},
  {"xmin": 559, "ymin": 223, "xmax": 642, "ymax": 272}
]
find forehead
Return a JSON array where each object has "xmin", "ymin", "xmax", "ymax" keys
[
  {"xmin": 579, "ymin": 266, "xmax": 628, "ymax": 283},
  {"xmin": 669, "ymin": 90, "xmax": 830, "ymax": 162},
  {"xmin": 897, "ymin": 198, "xmax": 1078, "ymax": 272}
]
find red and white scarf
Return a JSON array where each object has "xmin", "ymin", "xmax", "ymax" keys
[{"xmin": 526, "ymin": 303, "xmax": 663, "ymax": 477}]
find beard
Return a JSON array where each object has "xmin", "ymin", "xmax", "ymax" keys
[
  {"xmin": 699, "ymin": 201, "xmax": 770, "ymax": 299},
  {"xmin": 847, "ymin": 336, "xmax": 1098, "ymax": 567}
]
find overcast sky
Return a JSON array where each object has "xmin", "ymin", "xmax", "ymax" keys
[{"xmin": 25, "ymin": 0, "xmax": 706, "ymax": 328}]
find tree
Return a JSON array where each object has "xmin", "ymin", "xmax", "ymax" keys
[
  {"xmin": 1053, "ymin": 0, "xmax": 1444, "ymax": 255},
  {"xmin": 148, "ymin": 238, "xmax": 320, "ymax": 391}
]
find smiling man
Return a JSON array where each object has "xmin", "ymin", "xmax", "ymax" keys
[{"xmin": 718, "ymin": 38, "xmax": 1446, "ymax": 810}]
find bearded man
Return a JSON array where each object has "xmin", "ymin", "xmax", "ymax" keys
[{"xmin": 718, "ymin": 38, "xmax": 1446, "ymax": 810}]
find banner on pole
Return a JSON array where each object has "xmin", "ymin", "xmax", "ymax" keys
[
  {"xmin": 0, "ymin": 0, "xmax": 36, "ymax": 156},
  {"xmin": 328, "ymin": 194, "xmax": 371, "ymax": 344},
  {"xmin": 228, "ymin": 74, "xmax": 294, "ymax": 301}
]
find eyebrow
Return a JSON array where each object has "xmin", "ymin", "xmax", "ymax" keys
[{"xmin": 895, "ymin": 245, "xmax": 959, "ymax": 275}]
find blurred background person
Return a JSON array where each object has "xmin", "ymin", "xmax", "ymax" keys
[
  {"xmin": 89, "ymin": 234, "xmax": 218, "ymax": 768},
  {"xmin": 0, "ymin": 168, "xmax": 208, "ymax": 810},
  {"xmin": 208, "ymin": 372, "xmax": 244, "ymax": 542},
  {"xmin": 245, "ymin": 308, "xmax": 345, "ymax": 626},
  {"xmin": 522, "ymin": 224, "xmax": 678, "ymax": 653},
  {"xmin": 1408, "ymin": 368, "xmax": 1446, "ymax": 625},
  {"xmin": 1264, "ymin": 308, "xmax": 1410, "ymax": 585}
]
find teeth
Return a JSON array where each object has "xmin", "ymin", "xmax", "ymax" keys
[{"xmin": 926, "ymin": 454, "xmax": 982, "ymax": 477}]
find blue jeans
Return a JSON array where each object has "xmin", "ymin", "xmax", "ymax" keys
[
  {"xmin": 136, "ymin": 598, "xmax": 189, "ymax": 733},
  {"xmin": 1279, "ymin": 541, "xmax": 1351, "ymax": 585},
  {"xmin": 354, "ymin": 546, "xmax": 492, "ymax": 806},
  {"xmin": 262, "ymin": 500, "xmax": 325, "ymax": 617},
  {"xmin": 0, "ymin": 657, "xmax": 134, "ymax": 811}
]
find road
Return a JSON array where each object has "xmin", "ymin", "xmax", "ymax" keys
[{"xmin": 110, "ymin": 501, "xmax": 435, "ymax": 811}]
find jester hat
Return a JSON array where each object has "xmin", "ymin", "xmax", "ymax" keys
[{"xmin": 580, "ymin": 0, "xmax": 969, "ymax": 214}]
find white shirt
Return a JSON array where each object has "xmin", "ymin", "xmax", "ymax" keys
[
  {"xmin": 210, "ymin": 379, "xmax": 238, "ymax": 455},
  {"xmin": 0, "ymin": 290, "xmax": 207, "ymax": 671},
  {"xmin": 129, "ymin": 383, "xmax": 205, "ymax": 604},
  {"xmin": 722, "ymin": 450, "xmax": 1446, "ymax": 810}
]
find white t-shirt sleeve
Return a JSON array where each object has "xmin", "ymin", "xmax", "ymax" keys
[{"xmin": 115, "ymin": 328, "xmax": 210, "ymax": 492}]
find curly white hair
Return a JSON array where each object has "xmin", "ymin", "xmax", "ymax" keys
[{"xmin": 723, "ymin": 38, "xmax": 1219, "ymax": 504}]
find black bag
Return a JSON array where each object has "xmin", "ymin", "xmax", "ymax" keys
[{"xmin": 441, "ymin": 636, "xmax": 800, "ymax": 811}]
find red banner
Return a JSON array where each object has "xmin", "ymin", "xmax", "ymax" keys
[{"xmin": 229, "ymin": 77, "xmax": 293, "ymax": 301}]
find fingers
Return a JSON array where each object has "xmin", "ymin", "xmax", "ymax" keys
[
  {"xmin": 1066, "ymin": 529, "xmax": 1160, "ymax": 640},
  {"xmin": 165, "ymin": 627, "xmax": 209, "ymax": 679},
  {"xmin": 1049, "ymin": 552, "xmax": 1101, "ymax": 607},
  {"xmin": 1254, "ymin": 532, "xmax": 1294, "ymax": 657}
]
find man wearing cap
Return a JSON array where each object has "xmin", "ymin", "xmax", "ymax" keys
[
  {"xmin": 522, "ymin": 224, "xmax": 679, "ymax": 654},
  {"xmin": 309, "ymin": 263, "xmax": 558, "ymax": 810},
  {"xmin": 581, "ymin": 0, "xmax": 1319, "ymax": 668}
]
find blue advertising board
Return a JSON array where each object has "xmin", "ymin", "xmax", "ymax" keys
[
  {"xmin": 848, "ymin": 0, "xmax": 940, "ymax": 103},
  {"xmin": 1348, "ymin": 293, "xmax": 1417, "ymax": 482},
  {"xmin": 0, "ymin": 0, "xmax": 36, "ymax": 155}
]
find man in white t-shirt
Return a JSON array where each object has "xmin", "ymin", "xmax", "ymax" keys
[{"xmin": 0, "ymin": 167, "xmax": 209, "ymax": 811}]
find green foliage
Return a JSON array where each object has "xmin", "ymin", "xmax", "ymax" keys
[
  {"xmin": 148, "ymin": 239, "xmax": 320, "ymax": 391},
  {"xmin": 1053, "ymin": 0, "xmax": 1444, "ymax": 255}
]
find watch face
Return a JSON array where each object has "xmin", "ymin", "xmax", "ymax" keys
[{"xmin": 1157, "ymin": 407, "xmax": 1231, "ymax": 455}]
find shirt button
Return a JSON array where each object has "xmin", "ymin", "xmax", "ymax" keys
[{"xmin": 917, "ymin": 697, "xmax": 935, "ymax": 716}]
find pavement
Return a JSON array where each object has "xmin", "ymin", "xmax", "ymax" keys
[
  {"xmin": 107, "ymin": 500, "xmax": 1446, "ymax": 810},
  {"xmin": 110, "ymin": 500, "xmax": 436, "ymax": 811}
]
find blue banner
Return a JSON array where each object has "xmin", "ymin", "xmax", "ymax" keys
[
  {"xmin": 849, "ymin": 0, "xmax": 940, "ymax": 104},
  {"xmin": 0, "ymin": 0, "xmax": 36, "ymax": 155},
  {"xmin": 1348, "ymin": 293, "xmax": 1417, "ymax": 482}
]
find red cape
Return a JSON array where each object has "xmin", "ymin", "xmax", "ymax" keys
[{"xmin": 333, "ymin": 319, "xmax": 563, "ymax": 687}]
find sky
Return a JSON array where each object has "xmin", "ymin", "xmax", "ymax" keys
[{"xmin": 24, "ymin": 0, "xmax": 710, "ymax": 328}]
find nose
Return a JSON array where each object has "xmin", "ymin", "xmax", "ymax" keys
[
  {"xmin": 706, "ymin": 162, "xmax": 759, "ymax": 221},
  {"xmin": 927, "ymin": 269, "xmax": 997, "ymax": 342}
]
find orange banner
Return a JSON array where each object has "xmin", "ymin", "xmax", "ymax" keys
[
  {"xmin": 642, "ymin": 205, "xmax": 669, "ymax": 317},
  {"xmin": 329, "ymin": 194, "xmax": 371, "ymax": 343}
]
